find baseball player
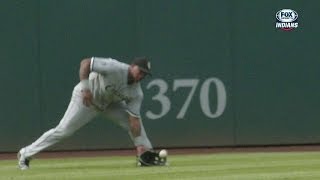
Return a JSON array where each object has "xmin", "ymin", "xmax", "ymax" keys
[{"xmin": 18, "ymin": 57, "xmax": 166, "ymax": 170}]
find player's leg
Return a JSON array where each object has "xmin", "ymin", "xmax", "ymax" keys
[
  {"xmin": 18, "ymin": 85, "xmax": 98, "ymax": 169},
  {"xmin": 103, "ymin": 103, "xmax": 153, "ymax": 151}
]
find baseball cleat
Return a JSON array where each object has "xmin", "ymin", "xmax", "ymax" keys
[{"xmin": 17, "ymin": 148, "xmax": 31, "ymax": 170}]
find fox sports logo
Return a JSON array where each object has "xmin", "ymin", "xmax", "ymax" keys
[{"xmin": 275, "ymin": 9, "xmax": 298, "ymax": 31}]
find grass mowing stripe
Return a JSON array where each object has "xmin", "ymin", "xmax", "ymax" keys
[{"xmin": 1, "ymin": 151, "xmax": 320, "ymax": 180}]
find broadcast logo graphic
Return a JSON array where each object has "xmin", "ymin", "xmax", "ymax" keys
[{"xmin": 275, "ymin": 9, "xmax": 298, "ymax": 31}]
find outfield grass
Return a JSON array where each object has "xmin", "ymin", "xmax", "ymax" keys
[{"xmin": 1, "ymin": 151, "xmax": 320, "ymax": 179}]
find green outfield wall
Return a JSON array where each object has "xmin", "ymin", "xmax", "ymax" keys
[{"xmin": 1, "ymin": 0, "xmax": 319, "ymax": 152}]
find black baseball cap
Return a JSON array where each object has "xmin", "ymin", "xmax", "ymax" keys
[{"xmin": 132, "ymin": 57, "xmax": 152, "ymax": 76}]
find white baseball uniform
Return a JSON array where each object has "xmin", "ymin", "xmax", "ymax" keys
[{"xmin": 22, "ymin": 57, "xmax": 153, "ymax": 158}]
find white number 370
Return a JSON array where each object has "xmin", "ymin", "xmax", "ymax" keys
[{"xmin": 145, "ymin": 78, "xmax": 227, "ymax": 120}]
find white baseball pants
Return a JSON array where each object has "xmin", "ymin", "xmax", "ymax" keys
[{"xmin": 22, "ymin": 83, "xmax": 152, "ymax": 158}]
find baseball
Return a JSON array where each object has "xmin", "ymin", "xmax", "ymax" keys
[{"xmin": 159, "ymin": 149, "xmax": 168, "ymax": 158}]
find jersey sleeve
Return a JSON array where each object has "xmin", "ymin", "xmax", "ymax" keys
[
  {"xmin": 126, "ymin": 93, "xmax": 143, "ymax": 118},
  {"xmin": 90, "ymin": 57, "xmax": 119, "ymax": 74}
]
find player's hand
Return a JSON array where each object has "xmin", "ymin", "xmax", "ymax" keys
[{"xmin": 81, "ymin": 89, "xmax": 93, "ymax": 107}]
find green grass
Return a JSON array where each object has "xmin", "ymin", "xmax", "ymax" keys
[{"xmin": 1, "ymin": 151, "xmax": 320, "ymax": 179}]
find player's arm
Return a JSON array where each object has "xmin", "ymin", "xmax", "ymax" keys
[
  {"xmin": 80, "ymin": 57, "xmax": 112, "ymax": 79},
  {"xmin": 79, "ymin": 57, "xmax": 117, "ymax": 107},
  {"xmin": 128, "ymin": 114, "xmax": 141, "ymax": 138},
  {"xmin": 79, "ymin": 58, "xmax": 93, "ymax": 107},
  {"xmin": 129, "ymin": 112, "xmax": 168, "ymax": 166},
  {"xmin": 126, "ymin": 93, "xmax": 143, "ymax": 139},
  {"xmin": 79, "ymin": 58, "xmax": 91, "ymax": 81},
  {"xmin": 128, "ymin": 114, "xmax": 147, "ymax": 155},
  {"xmin": 126, "ymin": 92, "xmax": 148, "ymax": 155}
]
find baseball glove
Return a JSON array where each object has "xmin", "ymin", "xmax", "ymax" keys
[{"xmin": 137, "ymin": 150, "xmax": 167, "ymax": 166}]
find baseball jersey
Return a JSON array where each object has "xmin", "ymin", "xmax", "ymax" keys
[{"xmin": 88, "ymin": 57, "xmax": 143, "ymax": 118}]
